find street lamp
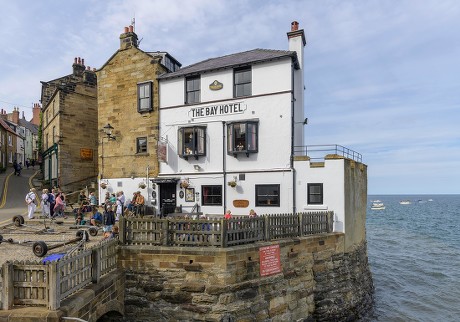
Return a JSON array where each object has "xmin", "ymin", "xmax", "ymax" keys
[{"xmin": 101, "ymin": 123, "xmax": 116, "ymax": 180}]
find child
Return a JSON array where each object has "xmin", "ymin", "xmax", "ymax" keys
[{"xmin": 90, "ymin": 207, "xmax": 103, "ymax": 226}]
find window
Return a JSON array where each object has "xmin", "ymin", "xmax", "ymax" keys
[
  {"xmin": 227, "ymin": 121, "xmax": 258, "ymax": 157},
  {"xmin": 308, "ymin": 183, "xmax": 323, "ymax": 204},
  {"xmin": 136, "ymin": 137, "xmax": 147, "ymax": 154},
  {"xmin": 256, "ymin": 184, "xmax": 280, "ymax": 207},
  {"xmin": 234, "ymin": 67, "xmax": 251, "ymax": 97},
  {"xmin": 137, "ymin": 82, "xmax": 153, "ymax": 112},
  {"xmin": 202, "ymin": 185, "xmax": 222, "ymax": 206},
  {"xmin": 8, "ymin": 134, "xmax": 12, "ymax": 146},
  {"xmin": 186, "ymin": 76, "xmax": 200, "ymax": 104},
  {"xmin": 178, "ymin": 126, "xmax": 206, "ymax": 159}
]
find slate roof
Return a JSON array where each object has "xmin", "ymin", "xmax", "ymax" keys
[{"xmin": 158, "ymin": 48, "xmax": 298, "ymax": 80}]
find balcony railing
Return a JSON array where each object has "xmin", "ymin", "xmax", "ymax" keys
[{"xmin": 294, "ymin": 144, "xmax": 362, "ymax": 163}]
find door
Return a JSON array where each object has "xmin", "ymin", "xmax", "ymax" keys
[{"xmin": 159, "ymin": 183, "xmax": 176, "ymax": 217}]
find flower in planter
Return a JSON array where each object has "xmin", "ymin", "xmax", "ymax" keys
[
  {"xmin": 100, "ymin": 182, "xmax": 107, "ymax": 189},
  {"xmin": 138, "ymin": 182, "xmax": 146, "ymax": 189},
  {"xmin": 228, "ymin": 180, "xmax": 237, "ymax": 188}
]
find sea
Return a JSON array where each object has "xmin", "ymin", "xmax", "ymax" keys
[{"xmin": 366, "ymin": 195, "xmax": 460, "ymax": 322}]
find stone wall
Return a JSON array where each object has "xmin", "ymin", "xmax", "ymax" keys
[
  {"xmin": 97, "ymin": 46, "xmax": 165, "ymax": 180},
  {"xmin": 117, "ymin": 233, "xmax": 374, "ymax": 321}
]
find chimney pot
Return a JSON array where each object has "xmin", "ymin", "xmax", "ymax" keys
[
  {"xmin": 291, "ymin": 21, "xmax": 299, "ymax": 31},
  {"xmin": 129, "ymin": 25, "xmax": 134, "ymax": 33},
  {"xmin": 82, "ymin": 58, "xmax": 85, "ymax": 66},
  {"xmin": 124, "ymin": 26, "xmax": 129, "ymax": 33},
  {"xmin": 74, "ymin": 57, "xmax": 77, "ymax": 64},
  {"xmin": 93, "ymin": 68, "xmax": 96, "ymax": 71}
]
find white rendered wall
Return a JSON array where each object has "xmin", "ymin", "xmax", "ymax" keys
[{"xmin": 294, "ymin": 159, "xmax": 346, "ymax": 233}]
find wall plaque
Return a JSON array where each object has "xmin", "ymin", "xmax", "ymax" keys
[
  {"xmin": 259, "ymin": 244, "xmax": 282, "ymax": 277},
  {"xmin": 80, "ymin": 148, "xmax": 93, "ymax": 161},
  {"xmin": 233, "ymin": 199, "xmax": 249, "ymax": 208}
]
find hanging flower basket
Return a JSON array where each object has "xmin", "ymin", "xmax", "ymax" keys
[
  {"xmin": 138, "ymin": 182, "xmax": 146, "ymax": 189},
  {"xmin": 228, "ymin": 181, "xmax": 237, "ymax": 188},
  {"xmin": 180, "ymin": 180, "xmax": 189, "ymax": 189},
  {"xmin": 100, "ymin": 182, "xmax": 107, "ymax": 189}
]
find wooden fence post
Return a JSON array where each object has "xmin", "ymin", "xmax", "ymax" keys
[
  {"xmin": 91, "ymin": 247, "xmax": 101, "ymax": 284},
  {"xmin": 264, "ymin": 215, "xmax": 270, "ymax": 241},
  {"xmin": 298, "ymin": 212, "xmax": 303, "ymax": 236},
  {"xmin": 162, "ymin": 218, "xmax": 169, "ymax": 246},
  {"xmin": 328, "ymin": 211, "xmax": 334, "ymax": 233},
  {"xmin": 48, "ymin": 262, "xmax": 60, "ymax": 310},
  {"xmin": 1, "ymin": 262, "xmax": 14, "ymax": 310},
  {"xmin": 221, "ymin": 219, "xmax": 227, "ymax": 247},
  {"xmin": 119, "ymin": 216, "xmax": 126, "ymax": 244}
]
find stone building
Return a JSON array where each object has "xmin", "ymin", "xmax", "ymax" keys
[
  {"xmin": 96, "ymin": 25, "xmax": 181, "ymax": 204},
  {"xmin": 0, "ymin": 117, "xmax": 20, "ymax": 170},
  {"xmin": 40, "ymin": 58, "xmax": 98, "ymax": 191}
]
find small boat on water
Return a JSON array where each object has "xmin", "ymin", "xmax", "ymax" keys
[
  {"xmin": 371, "ymin": 201, "xmax": 385, "ymax": 210},
  {"xmin": 399, "ymin": 200, "xmax": 411, "ymax": 205},
  {"xmin": 428, "ymin": 199, "xmax": 433, "ymax": 202}
]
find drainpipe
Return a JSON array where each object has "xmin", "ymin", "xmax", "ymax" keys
[
  {"xmin": 222, "ymin": 121, "xmax": 227, "ymax": 213},
  {"xmin": 291, "ymin": 63, "xmax": 296, "ymax": 214}
]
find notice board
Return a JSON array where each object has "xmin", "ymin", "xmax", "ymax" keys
[{"xmin": 259, "ymin": 244, "xmax": 282, "ymax": 276}]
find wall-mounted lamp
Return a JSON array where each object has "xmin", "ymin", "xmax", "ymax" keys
[
  {"xmin": 295, "ymin": 118, "xmax": 308, "ymax": 125},
  {"xmin": 103, "ymin": 123, "xmax": 116, "ymax": 140},
  {"xmin": 194, "ymin": 165, "xmax": 202, "ymax": 171}
]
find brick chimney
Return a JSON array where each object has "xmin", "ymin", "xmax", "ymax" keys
[
  {"xmin": 287, "ymin": 21, "xmax": 306, "ymax": 68},
  {"xmin": 11, "ymin": 107, "xmax": 20, "ymax": 124},
  {"xmin": 31, "ymin": 103, "xmax": 41, "ymax": 125},
  {"xmin": 73, "ymin": 57, "xmax": 86, "ymax": 77},
  {"xmin": 120, "ymin": 25, "xmax": 138, "ymax": 50}
]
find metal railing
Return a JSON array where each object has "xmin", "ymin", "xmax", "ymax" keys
[
  {"xmin": 294, "ymin": 144, "xmax": 362, "ymax": 163},
  {"xmin": 119, "ymin": 211, "xmax": 334, "ymax": 247}
]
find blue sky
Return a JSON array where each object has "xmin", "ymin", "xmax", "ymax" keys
[{"xmin": 0, "ymin": 0, "xmax": 458, "ymax": 194}]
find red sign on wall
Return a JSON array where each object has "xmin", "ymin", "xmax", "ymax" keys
[{"xmin": 259, "ymin": 244, "xmax": 282, "ymax": 277}]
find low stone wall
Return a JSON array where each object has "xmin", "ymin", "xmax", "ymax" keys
[{"xmin": 117, "ymin": 233, "xmax": 374, "ymax": 321}]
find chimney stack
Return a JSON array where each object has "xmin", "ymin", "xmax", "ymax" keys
[
  {"xmin": 287, "ymin": 20, "xmax": 306, "ymax": 67},
  {"xmin": 31, "ymin": 103, "xmax": 41, "ymax": 126},
  {"xmin": 120, "ymin": 25, "xmax": 138, "ymax": 50},
  {"xmin": 12, "ymin": 107, "xmax": 20, "ymax": 124},
  {"xmin": 73, "ymin": 56, "xmax": 86, "ymax": 77}
]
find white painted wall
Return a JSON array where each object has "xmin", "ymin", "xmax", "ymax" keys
[{"xmin": 294, "ymin": 158, "xmax": 346, "ymax": 233}]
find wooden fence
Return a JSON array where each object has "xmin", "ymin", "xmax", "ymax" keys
[
  {"xmin": 0, "ymin": 238, "xmax": 118, "ymax": 310},
  {"xmin": 119, "ymin": 211, "xmax": 334, "ymax": 247}
]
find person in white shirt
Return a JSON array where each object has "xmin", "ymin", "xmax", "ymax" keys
[{"xmin": 25, "ymin": 188, "xmax": 37, "ymax": 219}]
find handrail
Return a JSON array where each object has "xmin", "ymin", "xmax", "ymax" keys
[{"xmin": 294, "ymin": 144, "xmax": 362, "ymax": 163}]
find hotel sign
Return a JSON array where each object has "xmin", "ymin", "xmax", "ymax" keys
[
  {"xmin": 189, "ymin": 102, "xmax": 246, "ymax": 119},
  {"xmin": 209, "ymin": 80, "xmax": 223, "ymax": 90}
]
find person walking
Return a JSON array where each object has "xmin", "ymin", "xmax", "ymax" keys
[
  {"xmin": 41, "ymin": 189, "xmax": 51, "ymax": 218},
  {"xmin": 25, "ymin": 188, "xmax": 37, "ymax": 219}
]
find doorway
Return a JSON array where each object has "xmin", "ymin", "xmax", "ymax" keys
[{"xmin": 159, "ymin": 183, "xmax": 176, "ymax": 217}]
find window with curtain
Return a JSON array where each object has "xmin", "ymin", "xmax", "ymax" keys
[
  {"xmin": 137, "ymin": 81, "xmax": 153, "ymax": 112},
  {"xmin": 136, "ymin": 137, "xmax": 147, "ymax": 153},
  {"xmin": 178, "ymin": 126, "xmax": 206, "ymax": 159},
  {"xmin": 227, "ymin": 121, "xmax": 258, "ymax": 157},
  {"xmin": 202, "ymin": 185, "xmax": 222, "ymax": 206}
]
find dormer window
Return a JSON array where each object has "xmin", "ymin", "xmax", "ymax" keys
[
  {"xmin": 227, "ymin": 121, "xmax": 258, "ymax": 157},
  {"xmin": 178, "ymin": 126, "xmax": 206, "ymax": 160}
]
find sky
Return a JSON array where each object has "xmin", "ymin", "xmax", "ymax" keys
[{"xmin": 0, "ymin": 0, "xmax": 459, "ymax": 195}]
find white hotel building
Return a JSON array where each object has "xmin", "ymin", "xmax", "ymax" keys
[{"xmin": 155, "ymin": 22, "xmax": 366, "ymax": 236}]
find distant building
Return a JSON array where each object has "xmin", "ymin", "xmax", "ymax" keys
[
  {"xmin": 0, "ymin": 117, "xmax": 20, "ymax": 170},
  {"xmin": 40, "ymin": 57, "xmax": 98, "ymax": 190},
  {"xmin": 96, "ymin": 25, "xmax": 181, "ymax": 202}
]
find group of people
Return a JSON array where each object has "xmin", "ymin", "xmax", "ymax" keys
[
  {"xmin": 25, "ymin": 187, "xmax": 66, "ymax": 220},
  {"xmin": 224, "ymin": 209, "xmax": 257, "ymax": 219},
  {"xmin": 13, "ymin": 160, "xmax": 23, "ymax": 176}
]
